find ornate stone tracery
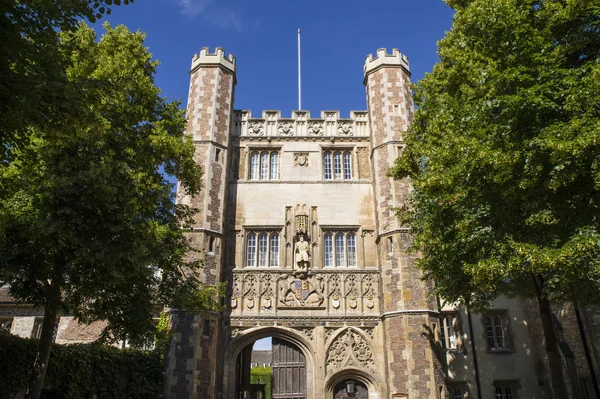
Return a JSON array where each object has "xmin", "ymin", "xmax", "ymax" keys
[{"xmin": 325, "ymin": 328, "xmax": 375, "ymax": 374}]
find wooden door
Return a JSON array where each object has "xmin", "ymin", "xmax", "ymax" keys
[
  {"xmin": 272, "ymin": 338, "xmax": 306, "ymax": 399},
  {"xmin": 333, "ymin": 380, "xmax": 369, "ymax": 399}
]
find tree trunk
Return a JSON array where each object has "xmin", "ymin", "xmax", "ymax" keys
[
  {"xmin": 27, "ymin": 261, "xmax": 64, "ymax": 399},
  {"xmin": 26, "ymin": 304, "xmax": 59, "ymax": 399},
  {"xmin": 533, "ymin": 274, "xmax": 569, "ymax": 399}
]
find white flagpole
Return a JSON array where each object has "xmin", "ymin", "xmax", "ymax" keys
[{"xmin": 298, "ymin": 28, "xmax": 302, "ymax": 110}]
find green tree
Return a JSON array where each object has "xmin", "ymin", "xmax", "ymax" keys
[
  {"xmin": 391, "ymin": 1, "xmax": 599, "ymax": 397},
  {"xmin": 0, "ymin": 0, "xmax": 131, "ymax": 154},
  {"xmin": 0, "ymin": 23, "xmax": 223, "ymax": 398},
  {"xmin": 250, "ymin": 366, "xmax": 272, "ymax": 399}
]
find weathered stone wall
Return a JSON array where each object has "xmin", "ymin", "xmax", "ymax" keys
[
  {"xmin": 364, "ymin": 49, "xmax": 442, "ymax": 397},
  {"xmin": 164, "ymin": 48, "xmax": 236, "ymax": 399}
]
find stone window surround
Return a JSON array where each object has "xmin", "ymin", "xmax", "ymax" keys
[
  {"xmin": 321, "ymin": 226, "xmax": 362, "ymax": 269},
  {"xmin": 482, "ymin": 310, "xmax": 513, "ymax": 353},
  {"xmin": 247, "ymin": 146, "xmax": 281, "ymax": 181},
  {"xmin": 321, "ymin": 146, "xmax": 356, "ymax": 181},
  {"xmin": 440, "ymin": 313, "xmax": 459, "ymax": 350},
  {"xmin": 244, "ymin": 228, "xmax": 283, "ymax": 268},
  {"xmin": 493, "ymin": 380, "xmax": 520, "ymax": 399}
]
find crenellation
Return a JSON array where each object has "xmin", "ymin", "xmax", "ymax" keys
[
  {"xmin": 232, "ymin": 109, "xmax": 370, "ymax": 137},
  {"xmin": 364, "ymin": 48, "xmax": 410, "ymax": 79},
  {"xmin": 191, "ymin": 47, "xmax": 236, "ymax": 74}
]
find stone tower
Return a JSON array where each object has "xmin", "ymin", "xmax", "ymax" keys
[
  {"xmin": 364, "ymin": 48, "xmax": 443, "ymax": 397},
  {"xmin": 164, "ymin": 47, "xmax": 236, "ymax": 398}
]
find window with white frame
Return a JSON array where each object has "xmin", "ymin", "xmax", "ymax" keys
[
  {"xmin": 484, "ymin": 313, "xmax": 508, "ymax": 350},
  {"xmin": 246, "ymin": 231, "xmax": 280, "ymax": 267},
  {"xmin": 440, "ymin": 314, "xmax": 458, "ymax": 349},
  {"xmin": 249, "ymin": 150, "xmax": 279, "ymax": 180},
  {"xmin": 323, "ymin": 150, "xmax": 352, "ymax": 180},
  {"xmin": 494, "ymin": 381, "xmax": 517, "ymax": 399},
  {"xmin": 323, "ymin": 231, "xmax": 357, "ymax": 267}
]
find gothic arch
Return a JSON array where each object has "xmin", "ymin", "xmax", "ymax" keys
[
  {"xmin": 222, "ymin": 326, "xmax": 315, "ymax": 399},
  {"xmin": 325, "ymin": 327, "xmax": 376, "ymax": 377},
  {"xmin": 324, "ymin": 368, "xmax": 380, "ymax": 399}
]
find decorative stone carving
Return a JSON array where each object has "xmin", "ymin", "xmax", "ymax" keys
[
  {"xmin": 326, "ymin": 328, "xmax": 374, "ymax": 374},
  {"xmin": 260, "ymin": 273, "xmax": 274, "ymax": 310},
  {"xmin": 296, "ymin": 327, "xmax": 314, "ymax": 341},
  {"xmin": 243, "ymin": 274, "xmax": 257, "ymax": 309},
  {"xmin": 307, "ymin": 122, "xmax": 324, "ymax": 136},
  {"xmin": 344, "ymin": 274, "xmax": 359, "ymax": 309},
  {"xmin": 278, "ymin": 121, "xmax": 294, "ymax": 136},
  {"xmin": 325, "ymin": 328, "xmax": 336, "ymax": 342},
  {"xmin": 337, "ymin": 122, "xmax": 353, "ymax": 136},
  {"xmin": 248, "ymin": 122, "xmax": 264, "ymax": 136},
  {"xmin": 231, "ymin": 274, "xmax": 241, "ymax": 309},
  {"xmin": 278, "ymin": 275, "xmax": 324, "ymax": 308},
  {"xmin": 231, "ymin": 270, "xmax": 378, "ymax": 313},
  {"xmin": 294, "ymin": 153, "xmax": 309, "ymax": 167},
  {"xmin": 361, "ymin": 327, "xmax": 375, "ymax": 340},
  {"xmin": 328, "ymin": 274, "xmax": 342, "ymax": 309}
]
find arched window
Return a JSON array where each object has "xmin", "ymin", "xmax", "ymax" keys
[
  {"xmin": 260, "ymin": 152, "xmax": 269, "ymax": 180},
  {"xmin": 270, "ymin": 152, "xmax": 279, "ymax": 180},
  {"xmin": 246, "ymin": 233, "xmax": 256, "ymax": 266},
  {"xmin": 347, "ymin": 234, "xmax": 356, "ymax": 266},
  {"xmin": 270, "ymin": 234, "xmax": 279, "ymax": 267},
  {"xmin": 333, "ymin": 152, "xmax": 342, "ymax": 179},
  {"xmin": 250, "ymin": 152, "xmax": 259, "ymax": 180},
  {"xmin": 484, "ymin": 314, "xmax": 506, "ymax": 349},
  {"xmin": 343, "ymin": 151, "xmax": 352, "ymax": 180},
  {"xmin": 324, "ymin": 152, "xmax": 332, "ymax": 180},
  {"xmin": 441, "ymin": 315, "xmax": 456, "ymax": 349},
  {"xmin": 258, "ymin": 233, "xmax": 268, "ymax": 267},
  {"xmin": 324, "ymin": 234, "xmax": 333, "ymax": 267},
  {"xmin": 335, "ymin": 233, "xmax": 345, "ymax": 267}
]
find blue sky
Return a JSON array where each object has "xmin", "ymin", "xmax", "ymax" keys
[
  {"xmin": 93, "ymin": 0, "xmax": 455, "ymax": 351},
  {"xmin": 95, "ymin": 0, "xmax": 454, "ymax": 116}
]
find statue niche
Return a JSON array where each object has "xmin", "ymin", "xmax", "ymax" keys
[{"xmin": 293, "ymin": 204, "xmax": 311, "ymax": 278}]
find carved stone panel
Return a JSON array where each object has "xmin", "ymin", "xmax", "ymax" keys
[
  {"xmin": 294, "ymin": 153, "xmax": 309, "ymax": 167},
  {"xmin": 326, "ymin": 328, "xmax": 374, "ymax": 375}
]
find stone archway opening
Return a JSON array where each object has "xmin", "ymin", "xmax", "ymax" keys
[
  {"xmin": 333, "ymin": 380, "xmax": 369, "ymax": 399},
  {"xmin": 235, "ymin": 334, "xmax": 307, "ymax": 399}
]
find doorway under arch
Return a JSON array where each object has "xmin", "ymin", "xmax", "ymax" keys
[
  {"xmin": 226, "ymin": 327, "xmax": 313, "ymax": 399},
  {"xmin": 333, "ymin": 380, "xmax": 369, "ymax": 399}
]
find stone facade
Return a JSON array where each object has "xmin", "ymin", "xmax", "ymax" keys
[
  {"xmin": 1, "ymin": 47, "xmax": 599, "ymax": 399},
  {"xmin": 159, "ymin": 47, "xmax": 600, "ymax": 399}
]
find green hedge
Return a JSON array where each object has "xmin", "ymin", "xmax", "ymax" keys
[
  {"xmin": 0, "ymin": 334, "xmax": 164, "ymax": 398},
  {"xmin": 250, "ymin": 366, "xmax": 272, "ymax": 399}
]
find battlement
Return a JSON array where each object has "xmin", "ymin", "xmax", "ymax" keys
[
  {"xmin": 363, "ymin": 48, "xmax": 410, "ymax": 78},
  {"xmin": 191, "ymin": 47, "xmax": 236, "ymax": 73},
  {"xmin": 232, "ymin": 110, "xmax": 370, "ymax": 137}
]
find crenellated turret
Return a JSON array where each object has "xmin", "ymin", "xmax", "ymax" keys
[{"xmin": 365, "ymin": 48, "xmax": 442, "ymax": 398}]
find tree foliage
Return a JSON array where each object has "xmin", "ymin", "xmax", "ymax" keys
[
  {"xmin": 0, "ymin": 23, "xmax": 223, "ymax": 397},
  {"xmin": 391, "ymin": 0, "xmax": 600, "ymax": 309},
  {"xmin": 0, "ymin": 0, "xmax": 131, "ymax": 155}
]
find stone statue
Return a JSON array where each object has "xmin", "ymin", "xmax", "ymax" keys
[{"xmin": 294, "ymin": 234, "xmax": 310, "ymax": 273}]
